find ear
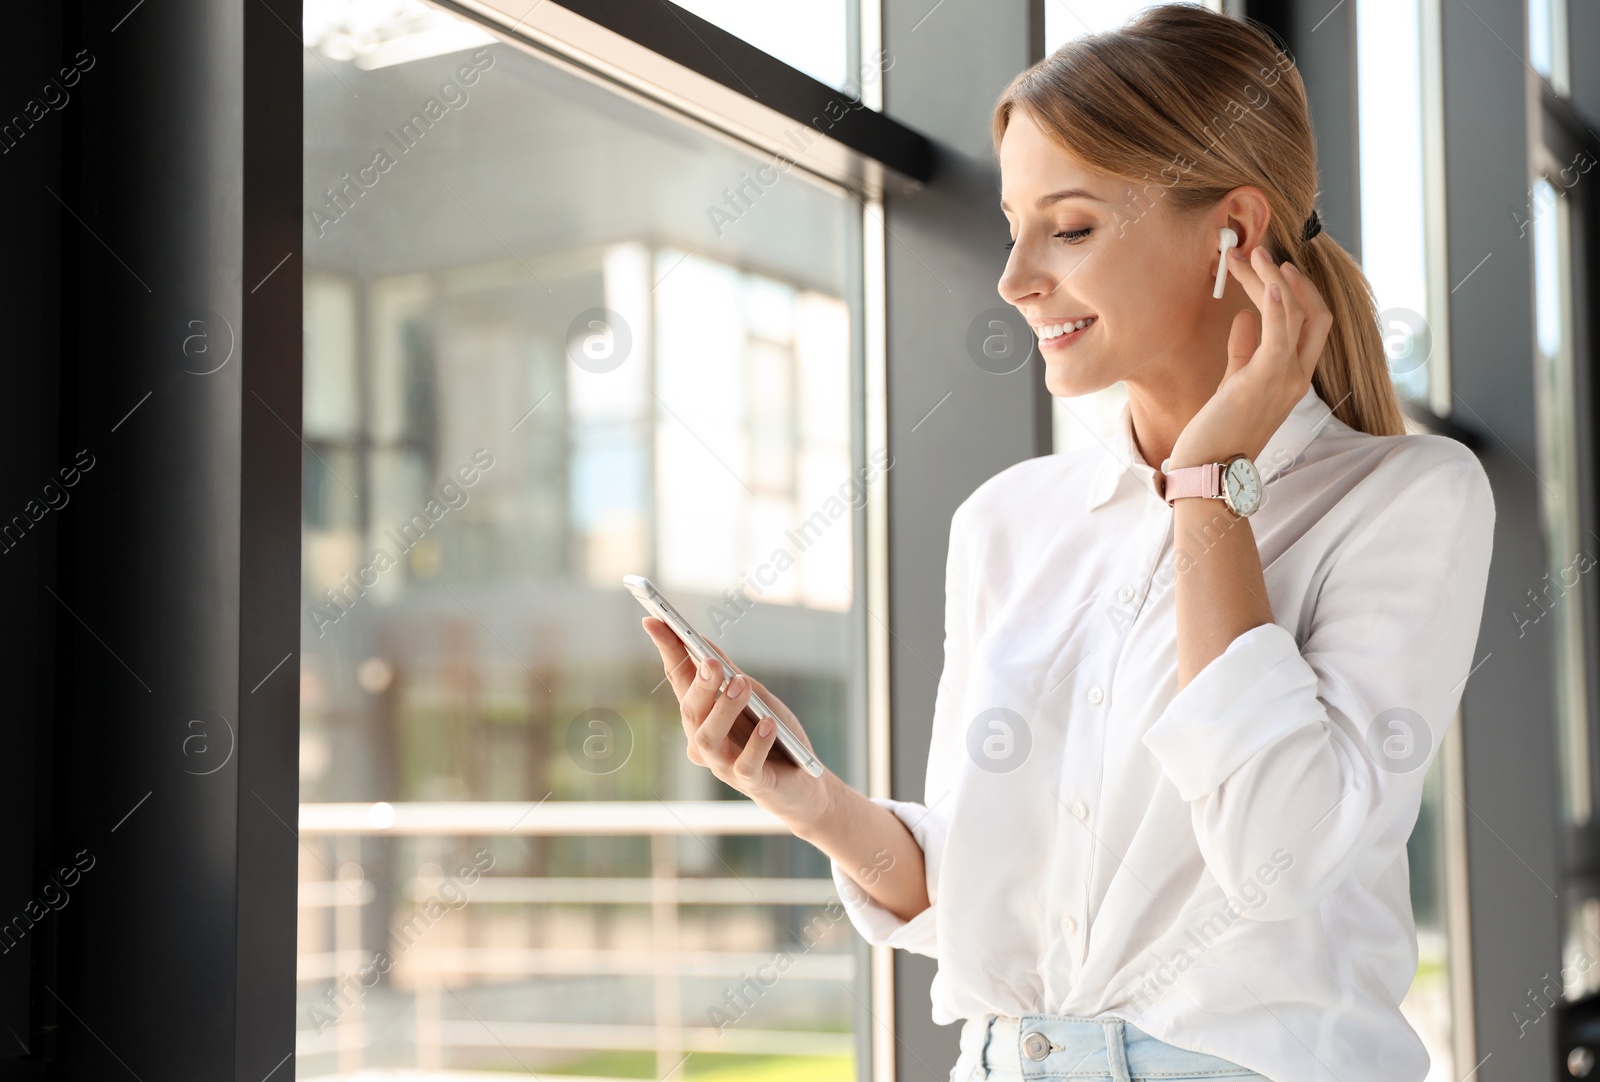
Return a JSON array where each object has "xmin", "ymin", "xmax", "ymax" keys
[{"xmin": 1215, "ymin": 185, "xmax": 1274, "ymax": 257}]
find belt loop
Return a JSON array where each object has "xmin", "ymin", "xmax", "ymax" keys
[
  {"xmin": 1103, "ymin": 1019, "xmax": 1131, "ymax": 1082},
  {"xmin": 977, "ymin": 1013, "xmax": 995, "ymax": 1079}
]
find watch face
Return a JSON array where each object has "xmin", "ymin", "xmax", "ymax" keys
[{"xmin": 1223, "ymin": 457, "xmax": 1263, "ymax": 515}]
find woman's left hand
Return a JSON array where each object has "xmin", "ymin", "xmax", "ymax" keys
[{"xmin": 1167, "ymin": 243, "xmax": 1334, "ymax": 468}]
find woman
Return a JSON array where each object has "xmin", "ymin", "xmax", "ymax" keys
[{"xmin": 643, "ymin": 6, "xmax": 1495, "ymax": 1081}]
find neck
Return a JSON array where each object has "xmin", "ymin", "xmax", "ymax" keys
[{"xmin": 1124, "ymin": 357, "xmax": 1229, "ymax": 472}]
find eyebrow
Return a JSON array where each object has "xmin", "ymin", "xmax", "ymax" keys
[{"xmin": 999, "ymin": 188, "xmax": 1107, "ymax": 212}]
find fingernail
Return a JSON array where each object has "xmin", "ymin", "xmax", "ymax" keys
[
  {"xmin": 700, "ymin": 660, "xmax": 715, "ymax": 682},
  {"xmin": 727, "ymin": 674, "xmax": 746, "ymax": 696}
]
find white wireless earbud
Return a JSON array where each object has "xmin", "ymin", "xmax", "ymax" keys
[{"xmin": 1213, "ymin": 227, "xmax": 1239, "ymax": 299}]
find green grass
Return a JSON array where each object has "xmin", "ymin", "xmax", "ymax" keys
[
  {"xmin": 542, "ymin": 1051, "xmax": 854, "ymax": 1082},
  {"xmin": 686, "ymin": 1054, "xmax": 855, "ymax": 1081},
  {"xmin": 541, "ymin": 1050, "xmax": 654, "ymax": 1077},
  {"xmin": 1413, "ymin": 957, "xmax": 1447, "ymax": 984}
]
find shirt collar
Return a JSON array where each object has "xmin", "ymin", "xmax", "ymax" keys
[{"xmin": 1084, "ymin": 382, "xmax": 1334, "ymax": 512}]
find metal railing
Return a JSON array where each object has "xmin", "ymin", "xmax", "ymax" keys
[{"xmin": 296, "ymin": 801, "xmax": 859, "ymax": 1080}]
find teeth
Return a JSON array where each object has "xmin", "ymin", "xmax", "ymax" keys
[{"xmin": 1037, "ymin": 317, "xmax": 1095, "ymax": 340}]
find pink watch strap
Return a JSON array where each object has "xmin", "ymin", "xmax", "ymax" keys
[{"xmin": 1161, "ymin": 462, "xmax": 1223, "ymax": 507}]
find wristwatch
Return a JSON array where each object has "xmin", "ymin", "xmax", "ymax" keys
[{"xmin": 1160, "ymin": 453, "xmax": 1263, "ymax": 517}]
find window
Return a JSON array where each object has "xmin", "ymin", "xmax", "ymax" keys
[
  {"xmin": 1532, "ymin": 173, "xmax": 1588, "ymax": 830},
  {"xmin": 1356, "ymin": 0, "xmax": 1448, "ymax": 409},
  {"xmin": 1042, "ymin": 0, "xmax": 1216, "ymax": 56},
  {"xmin": 1529, "ymin": 0, "xmax": 1570, "ymax": 97},
  {"xmin": 671, "ymin": 0, "xmax": 861, "ymax": 98},
  {"xmin": 299, "ymin": 2, "xmax": 873, "ymax": 1078},
  {"xmin": 1529, "ymin": 161, "xmax": 1600, "ymax": 1003}
]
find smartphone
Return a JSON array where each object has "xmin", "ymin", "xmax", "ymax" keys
[{"xmin": 623, "ymin": 574, "xmax": 825, "ymax": 779}]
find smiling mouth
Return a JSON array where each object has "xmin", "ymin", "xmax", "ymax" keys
[
  {"xmin": 1035, "ymin": 316, "xmax": 1096, "ymax": 339},
  {"xmin": 1035, "ymin": 316, "xmax": 1096, "ymax": 343}
]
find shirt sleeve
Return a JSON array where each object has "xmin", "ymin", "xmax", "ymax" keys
[
  {"xmin": 830, "ymin": 796, "xmax": 948, "ymax": 956},
  {"xmin": 1139, "ymin": 450, "xmax": 1495, "ymax": 922},
  {"xmin": 829, "ymin": 497, "xmax": 973, "ymax": 957}
]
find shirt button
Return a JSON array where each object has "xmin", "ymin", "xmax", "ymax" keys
[
  {"xmin": 1118, "ymin": 585, "xmax": 1135, "ymax": 603},
  {"xmin": 1087, "ymin": 686, "xmax": 1104, "ymax": 705},
  {"xmin": 1071, "ymin": 801, "xmax": 1088, "ymax": 821},
  {"xmin": 1059, "ymin": 914, "xmax": 1077, "ymax": 934}
]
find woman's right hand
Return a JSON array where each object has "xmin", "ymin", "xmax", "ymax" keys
[{"xmin": 642, "ymin": 616, "xmax": 833, "ymax": 831}]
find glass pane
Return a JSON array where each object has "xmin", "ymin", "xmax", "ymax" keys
[
  {"xmin": 1530, "ymin": 169, "xmax": 1600, "ymax": 1005},
  {"xmin": 1043, "ymin": 0, "xmax": 1216, "ymax": 55},
  {"xmin": 1528, "ymin": 0, "xmax": 1570, "ymax": 96},
  {"xmin": 1356, "ymin": 0, "xmax": 1432, "ymax": 405},
  {"xmin": 1531, "ymin": 174, "xmax": 1590, "ymax": 828},
  {"xmin": 671, "ymin": 0, "xmax": 862, "ymax": 99},
  {"xmin": 1401, "ymin": 754, "xmax": 1456, "ymax": 1078},
  {"xmin": 299, "ymin": 1, "xmax": 870, "ymax": 1078}
]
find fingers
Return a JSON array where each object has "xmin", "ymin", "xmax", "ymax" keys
[
  {"xmin": 725, "ymin": 670, "xmax": 815, "ymax": 753},
  {"xmin": 642, "ymin": 617, "xmax": 697, "ymax": 699},
  {"xmin": 641, "ymin": 617, "xmax": 725, "ymax": 762},
  {"xmin": 1250, "ymin": 245, "xmax": 1300, "ymax": 364},
  {"xmin": 1229, "ymin": 245, "xmax": 1306, "ymax": 380},
  {"xmin": 640, "ymin": 616, "xmax": 802, "ymax": 777},
  {"xmin": 1279, "ymin": 262, "xmax": 1334, "ymax": 380},
  {"xmin": 1225, "ymin": 308, "xmax": 1258, "ymax": 381},
  {"xmin": 692, "ymin": 669, "xmax": 751, "ymax": 764},
  {"xmin": 1224, "ymin": 244, "xmax": 1263, "ymax": 304},
  {"xmin": 730, "ymin": 711, "xmax": 779, "ymax": 787},
  {"xmin": 679, "ymin": 654, "xmax": 725, "ymax": 741},
  {"xmin": 702, "ymin": 633, "xmax": 743, "ymax": 678}
]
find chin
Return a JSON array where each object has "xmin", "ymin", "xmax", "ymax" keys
[{"xmin": 1042, "ymin": 356, "xmax": 1116, "ymax": 400}]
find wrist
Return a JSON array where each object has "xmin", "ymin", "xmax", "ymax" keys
[
  {"xmin": 788, "ymin": 768, "xmax": 841, "ymax": 842},
  {"xmin": 1166, "ymin": 445, "xmax": 1227, "ymax": 471}
]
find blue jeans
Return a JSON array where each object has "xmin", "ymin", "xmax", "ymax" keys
[{"xmin": 951, "ymin": 1013, "xmax": 1272, "ymax": 1081}]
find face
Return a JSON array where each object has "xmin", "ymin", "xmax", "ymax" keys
[{"xmin": 997, "ymin": 108, "xmax": 1228, "ymax": 399}]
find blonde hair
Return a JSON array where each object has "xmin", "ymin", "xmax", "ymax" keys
[{"xmin": 991, "ymin": 3, "xmax": 1405, "ymax": 437}]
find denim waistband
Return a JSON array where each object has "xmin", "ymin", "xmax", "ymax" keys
[{"xmin": 957, "ymin": 1012, "xmax": 1262, "ymax": 1080}]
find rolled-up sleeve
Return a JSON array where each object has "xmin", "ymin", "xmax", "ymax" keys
[
  {"xmin": 831, "ymin": 797, "xmax": 948, "ymax": 957},
  {"xmin": 1140, "ymin": 450, "xmax": 1495, "ymax": 921},
  {"xmin": 830, "ymin": 496, "xmax": 975, "ymax": 958}
]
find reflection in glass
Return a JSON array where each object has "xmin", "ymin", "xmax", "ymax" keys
[{"xmin": 299, "ymin": 2, "xmax": 869, "ymax": 1078}]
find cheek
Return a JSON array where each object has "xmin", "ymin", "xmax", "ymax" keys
[{"xmin": 1107, "ymin": 254, "xmax": 1201, "ymax": 330}]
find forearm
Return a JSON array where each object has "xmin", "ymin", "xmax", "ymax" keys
[
  {"xmin": 1172, "ymin": 496, "xmax": 1275, "ymax": 689},
  {"xmin": 791, "ymin": 769, "xmax": 931, "ymax": 923}
]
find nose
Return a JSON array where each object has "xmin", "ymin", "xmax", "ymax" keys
[{"xmin": 997, "ymin": 238, "xmax": 1058, "ymax": 309}]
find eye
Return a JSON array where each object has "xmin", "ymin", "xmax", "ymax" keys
[{"xmin": 1004, "ymin": 228, "xmax": 1092, "ymax": 251}]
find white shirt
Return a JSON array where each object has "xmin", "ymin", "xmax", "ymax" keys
[{"xmin": 832, "ymin": 383, "xmax": 1496, "ymax": 1082}]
